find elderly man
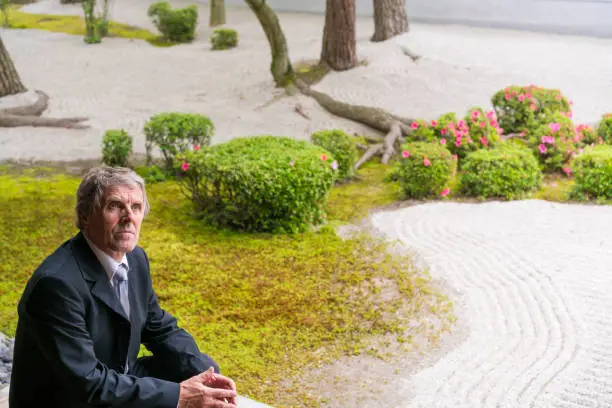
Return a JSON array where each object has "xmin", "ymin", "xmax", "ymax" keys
[{"xmin": 9, "ymin": 166, "xmax": 237, "ymax": 408}]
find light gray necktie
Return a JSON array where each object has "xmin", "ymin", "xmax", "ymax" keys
[{"xmin": 113, "ymin": 263, "xmax": 130, "ymax": 319}]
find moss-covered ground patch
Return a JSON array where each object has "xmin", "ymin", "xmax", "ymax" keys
[
  {"xmin": 0, "ymin": 163, "xmax": 453, "ymax": 407},
  {"xmin": 0, "ymin": 5, "xmax": 175, "ymax": 46}
]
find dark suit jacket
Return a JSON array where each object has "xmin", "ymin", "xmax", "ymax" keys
[{"xmin": 9, "ymin": 232, "xmax": 210, "ymax": 407}]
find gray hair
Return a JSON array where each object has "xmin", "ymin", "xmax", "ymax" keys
[{"xmin": 75, "ymin": 166, "xmax": 150, "ymax": 230}]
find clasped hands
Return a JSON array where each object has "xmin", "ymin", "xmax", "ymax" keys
[{"xmin": 179, "ymin": 367, "xmax": 238, "ymax": 408}]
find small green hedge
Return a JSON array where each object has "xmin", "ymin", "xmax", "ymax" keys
[
  {"xmin": 311, "ymin": 129, "xmax": 358, "ymax": 181},
  {"xmin": 491, "ymin": 85, "xmax": 571, "ymax": 135},
  {"xmin": 101, "ymin": 129, "xmax": 132, "ymax": 167},
  {"xmin": 211, "ymin": 28, "xmax": 238, "ymax": 50},
  {"xmin": 570, "ymin": 145, "xmax": 612, "ymax": 200},
  {"xmin": 394, "ymin": 141, "xmax": 456, "ymax": 199},
  {"xmin": 460, "ymin": 143, "xmax": 542, "ymax": 199},
  {"xmin": 596, "ymin": 113, "xmax": 612, "ymax": 144},
  {"xmin": 148, "ymin": 1, "xmax": 198, "ymax": 43},
  {"xmin": 144, "ymin": 112, "xmax": 214, "ymax": 169},
  {"xmin": 175, "ymin": 135, "xmax": 337, "ymax": 233}
]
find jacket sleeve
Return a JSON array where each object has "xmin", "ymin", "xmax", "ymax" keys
[
  {"xmin": 23, "ymin": 275, "xmax": 180, "ymax": 408},
  {"xmin": 138, "ymin": 248, "xmax": 216, "ymax": 380}
]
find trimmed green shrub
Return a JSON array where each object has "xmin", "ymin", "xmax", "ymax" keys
[
  {"xmin": 210, "ymin": 28, "xmax": 238, "ymax": 50},
  {"xmin": 527, "ymin": 112, "xmax": 577, "ymax": 173},
  {"xmin": 460, "ymin": 143, "xmax": 542, "ymax": 199},
  {"xmin": 175, "ymin": 135, "xmax": 338, "ymax": 233},
  {"xmin": 570, "ymin": 145, "xmax": 612, "ymax": 200},
  {"xmin": 394, "ymin": 141, "xmax": 456, "ymax": 199},
  {"xmin": 147, "ymin": 1, "xmax": 198, "ymax": 43},
  {"xmin": 311, "ymin": 129, "xmax": 358, "ymax": 181},
  {"xmin": 491, "ymin": 85, "xmax": 571, "ymax": 135},
  {"xmin": 144, "ymin": 112, "xmax": 214, "ymax": 170},
  {"xmin": 596, "ymin": 113, "xmax": 612, "ymax": 144},
  {"xmin": 101, "ymin": 129, "xmax": 132, "ymax": 167}
]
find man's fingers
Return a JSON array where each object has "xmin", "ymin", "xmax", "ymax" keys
[
  {"xmin": 209, "ymin": 387, "xmax": 237, "ymax": 400},
  {"xmin": 213, "ymin": 373, "xmax": 237, "ymax": 391}
]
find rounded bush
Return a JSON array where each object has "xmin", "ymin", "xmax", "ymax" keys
[
  {"xmin": 409, "ymin": 108, "xmax": 501, "ymax": 162},
  {"xmin": 144, "ymin": 112, "xmax": 214, "ymax": 169},
  {"xmin": 310, "ymin": 129, "xmax": 358, "ymax": 181},
  {"xmin": 175, "ymin": 136, "xmax": 338, "ymax": 233},
  {"xmin": 596, "ymin": 113, "xmax": 612, "ymax": 144},
  {"xmin": 147, "ymin": 1, "xmax": 198, "ymax": 43},
  {"xmin": 211, "ymin": 28, "xmax": 238, "ymax": 50},
  {"xmin": 394, "ymin": 141, "xmax": 456, "ymax": 199},
  {"xmin": 460, "ymin": 143, "xmax": 542, "ymax": 199},
  {"xmin": 491, "ymin": 85, "xmax": 571, "ymax": 135},
  {"xmin": 101, "ymin": 129, "xmax": 132, "ymax": 167},
  {"xmin": 570, "ymin": 145, "xmax": 612, "ymax": 200},
  {"xmin": 527, "ymin": 112, "xmax": 577, "ymax": 173}
]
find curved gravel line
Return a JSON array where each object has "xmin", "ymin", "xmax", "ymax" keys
[{"xmin": 371, "ymin": 200, "xmax": 612, "ymax": 407}]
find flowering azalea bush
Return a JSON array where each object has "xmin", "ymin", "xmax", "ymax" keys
[
  {"xmin": 311, "ymin": 129, "xmax": 358, "ymax": 181},
  {"xmin": 393, "ymin": 141, "xmax": 456, "ymax": 199},
  {"xmin": 527, "ymin": 112, "xmax": 578, "ymax": 173},
  {"xmin": 144, "ymin": 112, "xmax": 214, "ymax": 170},
  {"xmin": 174, "ymin": 136, "xmax": 337, "ymax": 233},
  {"xmin": 596, "ymin": 113, "xmax": 612, "ymax": 144},
  {"xmin": 460, "ymin": 142, "xmax": 542, "ymax": 200},
  {"xmin": 409, "ymin": 108, "xmax": 501, "ymax": 162},
  {"xmin": 570, "ymin": 145, "xmax": 612, "ymax": 200},
  {"xmin": 491, "ymin": 85, "xmax": 571, "ymax": 135}
]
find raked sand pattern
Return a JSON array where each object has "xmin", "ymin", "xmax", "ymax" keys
[{"xmin": 371, "ymin": 200, "xmax": 612, "ymax": 407}]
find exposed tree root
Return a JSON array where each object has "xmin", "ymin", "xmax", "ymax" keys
[
  {"xmin": 0, "ymin": 89, "xmax": 90, "ymax": 128},
  {"xmin": 293, "ymin": 78, "xmax": 414, "ymax": 168}
]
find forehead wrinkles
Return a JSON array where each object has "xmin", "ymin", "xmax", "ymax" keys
[{"xmin": 103, "ymin": 187, "xmax": 143, "ymax": 206}]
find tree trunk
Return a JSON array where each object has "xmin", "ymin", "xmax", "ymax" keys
[
  {"xmin": 371, "ymin": 0, "xmax": 409, "ymax": 42},
  {"xmin": 244, "ymin": 0, "xmax": 294, "ymax": 87},
  {"xmin": 321, "ymin": 0, "xmax": 357, "ymax": 71},
  {"xmin": 209, "ymin": 0, "xmax": 226, "ymax": 27},
  {"xmin": 0, "ymin": 36, "xmax": 26, "ymax": 98}
]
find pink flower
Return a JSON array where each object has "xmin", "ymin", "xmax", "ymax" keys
[
  {"xmin": 569, "ymin": 100, "xmax": 574, "ymax": 105},
  {"xmin": 440, "ymin": 188, "xmax": 450, "ymax": 197},
  {"xmin": 518, "ymin": 94, "xmax": 525, "ymax": 102},
  {"xmin": 526, "ymin": 93, "xmax": 532, "ymax": 99},
  {"xmin": 549, "ymin": 123, "xmax": 561, "ymax": 133},
  {"xmin": 441, "ymin": 128, "xmax": 448, "ymax": 135},
  {"xmin": 453, "ymin": 154, "xmax": 458, "ymax": 160},
  {"xmin": 479, "ymin": 122, "xmax": 486, "ymax": 128},
  {"xmin": 551, "ymin": 182, "xmax": 558, "ymax": 187},
  {"xmin": 331, "ymin": 160, "xmax": 339, "ymax": 170},
  {"xmin": 431, "ymin": 120, "xmax": 438, "ymax": 127},
  {"xmin": 486, "ymin": 110, "xmax": 495, "ymax": 119},
  {"xmin": 458, "ymin": 120, "xmax": 466, "ymax": 128},
  {"xmin": 455, "ymin": 140, "xmax": 462, "ymax": 147},
  {"xmin": 530, "ymin": 104, "xmax": 537, "ymax": 111},
  {"xmin": 539, "ymin": 144, "xmax": 548, "ymax": 154},
  {"xmin": 555, "ymin": 94, "xmax": 562, "ymax": 101},
  {"xmin": 424, "ymin": 158, "xmax": 431, "ymax": 167},
  {"xmin": 541, "ymin": 136, "xmax": 555, "ymax": 144},
  {"xmin": 471, "ymin": 110, "xmax": 481, "ymax": 119},
  {"xmin": 193, "ymin": 144, "xmax": 200, "ymax": 151},
  {"xmin": 181, "ymin": 162, "xmax": 189, "ymax": 172},
  {"xmin": 440, "ymin": 138, "xmax": 447, "ymax": 145},
  {"xmin": 567, "ymin": 111, "xmax": 573, "ymax": 119},
  {"xmin": 505, "ymin": 94, "xmax": 511, "ymax": 101},
  {"xmin": 480, "ymin": 137, "xmax": 488, "ymax": 146},
  {"xmin": 289, "ymin": 161, "xmax": 295, "ymax": 166},
  {"xmin": 321, "ymin": 154, "xmax": 327, "ymax": 161},
  {"xmin": 402, "ymin": 150, "xmax": 410, "ymax": 158},
  {"xmin": 411, "ymin": 122, "xmax": 419, "ymax": 130},
  {"xmin": 563, "ymin": 166, "xmax": 572, "ymax": 175}
]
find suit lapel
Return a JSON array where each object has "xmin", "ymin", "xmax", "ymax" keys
[{"xmin": 72, "ymin": 232, "xmax": 131, "ymax": 322}]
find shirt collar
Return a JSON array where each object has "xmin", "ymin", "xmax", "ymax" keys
[{"xmin": 83, "ymin": 234, "xmax": 129, "ymax": 281}]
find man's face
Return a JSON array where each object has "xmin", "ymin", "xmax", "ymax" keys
[{"xmin": 83, "ymin": 184, "xmax": 145, "ymax": 261}]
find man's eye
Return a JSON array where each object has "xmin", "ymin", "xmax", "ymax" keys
[{"xmin": 133, "ymin": 204, "xmax": 142, "ymax": 211}]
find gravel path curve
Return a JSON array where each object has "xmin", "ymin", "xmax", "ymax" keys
[{"xmin": 371, "ymin": 200, "xmax": 612, "ymax": 407}]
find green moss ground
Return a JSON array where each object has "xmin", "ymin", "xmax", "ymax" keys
[
  {"xmin": 0, "ymin": 5, "xmax": 174, "ymax": 46},
  {"xmin": 0, "ymin": 163, "xmax": 452, "ymax": 407}
]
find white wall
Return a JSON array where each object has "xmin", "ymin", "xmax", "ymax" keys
[{"xmin": 226, "ymin": 0, "xmax": 612, "ymax": 38}]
